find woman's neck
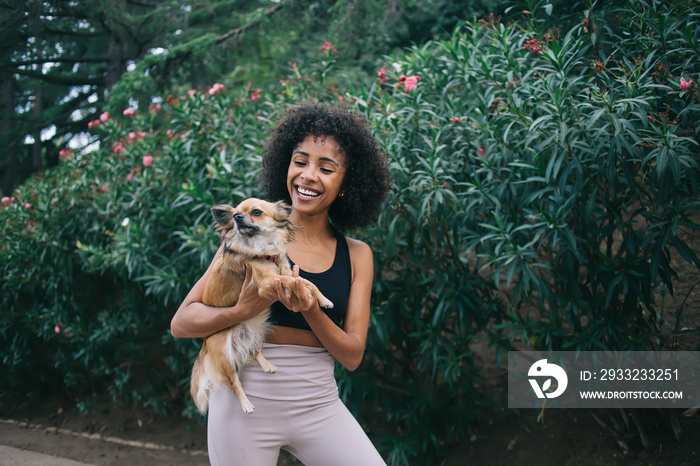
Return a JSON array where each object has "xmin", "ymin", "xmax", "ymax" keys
[{"xmin": 290, "ymin": 210, "xmax": 335, "ymax": 244}]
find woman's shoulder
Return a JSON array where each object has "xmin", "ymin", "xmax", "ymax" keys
[
  {"xmin": 343, "ymin": 235, "xmax": 373, "ymax": 263},
  {"xmin": 341, "ymin": 235, "xmax": 373, "ymax": 285}
]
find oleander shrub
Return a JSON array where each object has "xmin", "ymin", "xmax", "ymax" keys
[
  {"xmin": 1, "ymin": 1, "xmax": 699, "ymax": 465},
  {"xmin": 342, "ymin": 0, "xmax": 699, "ymax": 462}
]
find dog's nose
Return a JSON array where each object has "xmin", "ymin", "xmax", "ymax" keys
[{"xmin": 233, "ymin": 213, "xmax": 245, "ymax": 222}]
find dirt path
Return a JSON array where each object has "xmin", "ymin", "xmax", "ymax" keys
[{"xmin": 0, "ymin": 417, "xmax": 208, "ymax": 466}]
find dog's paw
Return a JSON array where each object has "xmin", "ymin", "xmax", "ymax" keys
[
  {"xmin": 241, "ymin": 399, "xmax": 256, "ymax": 414},
  {"xmin": 318, "ymin": 296, "xmax": 334, "ymax": 309},
  {"xmin": 263, "ymin": 362, "xmax": 278, "ymax": 374}
]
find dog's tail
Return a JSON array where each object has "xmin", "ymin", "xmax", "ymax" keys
[{"xmin": 190, "ymin": 357, "xmax": 211, "ymax": 414}]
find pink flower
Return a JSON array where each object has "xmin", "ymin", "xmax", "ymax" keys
[
  {"xmin": 208, "ymin": 83, "xmax": 226, "ymax": 95},
  {"xmin": 188, "ymin": 89, "xmax": 197, "ymax": 98},
  {"xmin": 477, "ymin": 146, "xmax": 486, "ymax": 155},
  {"xmin": 24, "ymin": 203, "xmax": 31, "ymax": 209},
  {"xmin": 524, "ymin": 38, "xmax": 541, "ymax": 55},
  {"xmin": 127, "ymin": 171, "xmax": 134, "ymax": 181},
  {"xmin": 99, "ymin": 186, "xmax": 107, "ymax": 193},
  {"xmin": 167, "ymin": 129, "xmax": 173, "ymax": 138},
  {"xmin": 2, "ymin": 196, "xmax": 13, "ymax": 206},
  {"xmin": 55, "ymin": 325, "xmax": 62, "ymax": 334},
  {"xmin": 100, "ymin": 112, "xmax": 110, "ymax": 123},
  {"xmin": 377, "ymin": 66, "xmax": 388, "ymax": 83},
  {"xmin": 143, "ymin": 154, "xmax": 153, "ymax": 167},
  {"xmin": 113, "ymin": 142, "xmax": 123, "ymax": 153},
  {"xmin": 680, "ymin": 77, "xmax": 693, "ymax": 90},
  {"xmin": 123, "ymin": 108, "xmax": 135, "ymax": 117},
  {"xmin": 402, "ymin": 75, "xmax": 420, "ymax": 93},
  {"xmin": 128, "ymin": 132, "xmax": 137, "ymax": 142},
  {"xmin": 59, "ymin": 148, "xmax": 72, "ymax": 159},
  {"xmin": 88, "ymin": 119, "xmax": 100, "ymax": 128},
  {"xmin": 250, "ymin": 88, "xmax": 262, "ymax": 101},
  {"xmin": 321, "ymin": 41, "xmax": 337, "ymax": 53}
]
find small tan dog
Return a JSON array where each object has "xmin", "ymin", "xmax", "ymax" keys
[{"xmin": 190, "ymin": 198, "xmax": 333, "ymax": 414}]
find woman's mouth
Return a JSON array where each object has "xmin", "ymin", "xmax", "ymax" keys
[{"xmin": 296, "ymin": 186, "xmax": 321, "ymax": 199}]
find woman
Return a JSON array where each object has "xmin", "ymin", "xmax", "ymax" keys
[{"xmin": 171, "ymin": 103, "xmax": 392, "ymax": 465}]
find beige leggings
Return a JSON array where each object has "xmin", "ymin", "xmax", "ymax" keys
[{"xmin": 207, "ymin": 343, "xmax": 386, "ymax": 466}]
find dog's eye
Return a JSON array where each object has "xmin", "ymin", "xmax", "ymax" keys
[{"xmin": 251, "ymin": 209, "xmax": 263, "ymax": 217}]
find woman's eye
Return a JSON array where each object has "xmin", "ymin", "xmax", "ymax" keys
[
  {"xmin": 294, "ymin": 160, "xmax": 306, "ymax": 167},
  {"xmin": 320, "ymin": 168, "xmax": 333, "ymax": 174},
  {"xmin": 252, "ymin": 209, "xmax": 262, "ymax": 216}
]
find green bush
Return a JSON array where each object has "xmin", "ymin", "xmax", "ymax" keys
[
  {"xmin": 344, "ymin": 0, "xmax": 699, "ymax": 462},
  {"xmin": 1, "ymin": 2, "xmax": 699, "ymax": 465}
]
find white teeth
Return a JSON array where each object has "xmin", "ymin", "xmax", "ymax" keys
[{"xmin": 297, "ymin": 187, "xmax": 320, "ymax": 198}]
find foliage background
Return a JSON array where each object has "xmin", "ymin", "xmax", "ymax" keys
[{"xmin": 2, "ymin": 0, "xmax": 700, "ymax": 464}]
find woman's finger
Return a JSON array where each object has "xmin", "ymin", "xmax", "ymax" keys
[
  {"xmin": 295, "ymin": 277, "xmax": 314, "ymax": 309},
  {"xmin": 272, "ymin": 277, "xmax": 295, "ymax": 309}
]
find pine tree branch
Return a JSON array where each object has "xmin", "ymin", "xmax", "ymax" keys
[
  {"xmin": 11, "ymin": 57, "xmax": 112, "ymax": 66},
  {"xmin": 13, "ymin": 69, "xmax": 106, "ymax": 86},
  {"xmin": 125, "ymin": 0, "xmax": 161, "ymax": 7},
  {"xmin": 214, "ymin": 0, "xmax": 292, "ymax": 45},
  {"xmin": 42, "ymin": 28, "xmax": 102, "ymax": 37}
]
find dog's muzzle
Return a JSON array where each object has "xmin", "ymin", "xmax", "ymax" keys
[{"xmin": 234, "ymin": 214, "xmax": 258, "ymax": 234}]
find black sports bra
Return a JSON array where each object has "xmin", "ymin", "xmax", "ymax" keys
[{"xmin": 269, "ymin": 231, "xmax": 351, "ymax": 330}]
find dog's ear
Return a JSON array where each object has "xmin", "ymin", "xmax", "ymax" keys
[
  {"xmin": 273, "ymin": 201, "xmax": 299, "ymax": 234},
  {"xmin": 273, "ymin": 200, "xmax": 292, "ymax": 220},
  {"xmin": 211, "ymin": 205, "xmax": 234, "ymax": 228}
]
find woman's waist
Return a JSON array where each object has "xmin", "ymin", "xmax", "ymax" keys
[
  {"xmin": 240, "ymin": 342, "xmax": 337, "ymax": 401},
  {"xmin": 266, "ymin": 325, "xmax": 324, "ymax": 347}
]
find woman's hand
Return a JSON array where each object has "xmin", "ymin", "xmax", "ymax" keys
[
  {"xmin": 267, "ymin": 265, "xmax": 319, "ymax": 314},
  {"xmin": 237, "ymin": 265, "xmax": 277, "ymax": 319},
  {"xmin": 171, "ymin": 248, "xmax": 276, "ymax": 339}
]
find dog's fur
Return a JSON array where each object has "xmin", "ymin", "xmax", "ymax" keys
[{"xmin": 190, "ymin": 198, "xmax": 333, "ymax": 414}]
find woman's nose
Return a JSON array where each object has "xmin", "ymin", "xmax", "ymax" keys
[{"xmin": 300, "ymin": 165, "xmax": 317, "ymax": 181}]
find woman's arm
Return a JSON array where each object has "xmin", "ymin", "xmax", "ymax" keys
[
  {"xmin": 270, "ymin": 238, "xmax": 374, "ymax": 370},
  {"xmin": 171, "ymin": 245, "xmax": 275, "ymax": 339}
]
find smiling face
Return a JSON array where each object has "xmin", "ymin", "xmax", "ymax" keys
[{"xmin": 287, "ymin": 135, "xmax": 347, "ymax": 219}]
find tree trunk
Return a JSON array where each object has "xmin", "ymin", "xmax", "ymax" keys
[
  {"xmin": 32, "ymin": 88, "xmax": 44, "ymax": 172},
  {"xmin": 0, "ymin": 71, "xmax": 18, "ymax": 196},
  {"xmin": 105, "ymin": 0, "xmax": 127, "ymax": 90}
]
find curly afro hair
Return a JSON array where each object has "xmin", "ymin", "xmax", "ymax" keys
[{"xmin": 261, "ymin": 104, "xmax": 392, "ymax": 233}]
